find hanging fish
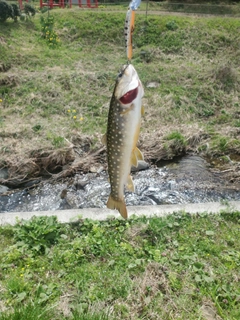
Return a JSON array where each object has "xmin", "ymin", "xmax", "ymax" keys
[
  {"xmin": 102, "ymin": 64, "xmax": 144, "ymax": 219},
  {"xmin": 124, "ymin": 0, "xmax": 142, "ymax": 61}
]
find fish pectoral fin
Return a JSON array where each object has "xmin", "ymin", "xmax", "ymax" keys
[
  {"xmin": 131, "ymin": 151, "xmax": 138, "ymax": 167},
  {"xmin": 126, "ymin": 174, "xmax": 135, "ymax": 192},
  {"xmin": 107, "ymin": 195, "xmax": 128, "ymax": 219},
  {"xmin": 101, "ymin": 133, "xmax": 107, "ymax": 146},
  {"xmin": 141, "ymin": 105, "xmax": 145, "ymax": 116},
  {"xmin": 134, "ymin": 147, "xmax": 144, "ymax": 161}
]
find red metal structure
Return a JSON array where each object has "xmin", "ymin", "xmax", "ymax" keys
[
  {"xmin": 18, "ymin": 0, "xmax": 28, "ymax": 10},
  {"xmin": 38, "ymin": 0, "xmax": 98, "ymax": 9},
  {"xmin": 39, "ymin": 0, "xmax": 65, "ymax": 9},
  {"xmin": 19, "ymin": 0, "xmax": 98, "ymax": 10},
  {"xmin": 78, "ymin": 0, "xmax": 98, "ymax": 8}
]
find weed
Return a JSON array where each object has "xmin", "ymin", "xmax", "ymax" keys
[
  {"xmin": 32, "ymin": 124, "xmax": 42, "ymax": 132},
  {"xmin": 166, "ymin": 20, "xmax": 178, "ymax": 31},
  {"xmin": 40, "ymin": 14, "xmax": 60, "ymax": 47},
  {"xmin": 165, "ymin": 131, "xmax": 186, "ymax": 146},
  {"xmin": 215, "ymin": 65, "xmax": 238, "ymax": 92},
  {"xmin": 46, "ymin": 132, "xmax": 65, "ymax": 148},
  {"xmin": 13, "ymin": 215, "xmax": 62, "ymax": 254},
  {"xmin": 67, "ymin": 108, "xmax": 84, "ymax": 128}
]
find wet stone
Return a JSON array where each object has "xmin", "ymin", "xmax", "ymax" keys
[{"xmin": 131, "ymin": 160, "xmax": 150, "ymax": 172}]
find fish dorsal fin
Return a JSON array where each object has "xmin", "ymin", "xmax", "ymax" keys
[
  {"xmin": 126, "ymin": 174, "xmax": 135, "ymax": 192},
  {"xmin": 134, "ymin": 147, "xmax": 144, "ymax": 161},
  {"xmin": 101, "ymin": 133, "xmax": 107, "ymax": 146}
]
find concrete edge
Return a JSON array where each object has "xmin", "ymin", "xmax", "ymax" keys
[{"xmin": 1, "ymin": 201, "xmax": 240, "ymax": 225}]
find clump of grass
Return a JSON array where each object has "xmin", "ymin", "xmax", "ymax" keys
[{"xmin": 214, "ymin": 64, "xmax": 238, "ymax": 92}]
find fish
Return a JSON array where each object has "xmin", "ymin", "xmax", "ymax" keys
[{"xmin": 102, "ymin": 64, "xmax": 144, "ymax": 219}]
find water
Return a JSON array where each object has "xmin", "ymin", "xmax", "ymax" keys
[{"xmin": 0, "ymin": 155, "xmax": 239, "ymax": 213}]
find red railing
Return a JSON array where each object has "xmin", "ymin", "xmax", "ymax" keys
[
  {"xmin": 78, "ymin": 0, "xmax": 98, "ymax": 8},
  {"xmin": 39, "ymin": 0, "xmax": 66, "ymax": 9},
  {"xmin": 38, "ymin": 0, "xmax": 98, "ymax": 9}
]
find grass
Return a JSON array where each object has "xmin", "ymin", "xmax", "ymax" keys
[
  {"xmin": 0, "ymin": 210, "xmax": 239, "ymax": 319},
  {"xmin": 0, "ymin": 8, "xmax": 240, "ymax": 178},
  {"xmin": 95, "ymin": 2, "xmax": 240, "ymax": 16}
]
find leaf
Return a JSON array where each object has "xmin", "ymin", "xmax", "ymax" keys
[
  {"xmin": 206, "ymin": 230, "xmax": 215, "ymax": 236},
  {"xmin": 173, "ymin": 240, "xmax": 179, "ymax": 247},
  {"xmin": 195, "ymin": 275, "xmax": 202, "ymax": 283},
  {"xmin": 135, "ymin": 259, "xmax": 143, "ymax": 265},
  {"xmin": 38, "ymin": 292, "xmax": 49, "ymax": 303},
  {"xmin": 203, "ymin": 276, "xmax": 214, "ymax": 283},
  {"xmin": 108, "ymin": 260, "xmax": 115, "ymax": 266},
  {"xmin": 17, "ymin": 292, "xmax": 27, "ymax": 302}
]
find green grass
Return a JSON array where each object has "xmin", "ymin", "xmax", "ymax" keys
[{"xmin": 0, "ymin": 211, "xmax": 239, "ymax": 319}]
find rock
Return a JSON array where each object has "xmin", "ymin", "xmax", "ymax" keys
[
  {"xmin": 60, "ymin": 189, "xmax": 68, "ymax": 199},
  {"xmin": 0, "ymin": 185, "xmax": 9, "ymax": 194},
  {"xmin": 0, "ymin": 168, "xmax": 8, "ymax": 179},
  {"xmin": 146, "ymin": 82, "xmax": 160, "ymax": 88},
  {"xmin": 90, "ymin": 166, "xmax": 104, "ymax": 173},
  {"xmin": 131, "ymin": 160, "xmax": 150, "ymax": 172},
  {"xmin": 74, "ymin": 180, "xmax": 88, "ymax": 190},
  {"xmin": 168, "ymin": 180, "xmax": 177, "ymax": 190}
]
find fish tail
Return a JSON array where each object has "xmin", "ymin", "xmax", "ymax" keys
[{"xmin": 107, "ymin": 195, "xmax": 128, "ymax": 219}]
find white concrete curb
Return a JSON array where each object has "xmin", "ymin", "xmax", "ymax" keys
[{"xmin": 1, "ymin": 201, "xmax": 240, "ymax": 225}]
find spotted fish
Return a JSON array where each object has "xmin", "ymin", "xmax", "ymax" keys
[{"xmin": 103, "ymin": 64, "xmax": 144, "ymax": 219}]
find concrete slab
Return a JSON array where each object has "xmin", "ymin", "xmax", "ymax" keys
[{"xmin": 1, "ymin": 201, "xmax": 240, "ymax": 225}]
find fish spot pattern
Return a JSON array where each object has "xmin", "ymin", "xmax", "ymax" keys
[{"xmin": 106, "ymin": 94, "xmax": 130, "ymax": 201}]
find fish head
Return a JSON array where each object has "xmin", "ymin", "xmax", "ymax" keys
[{"xmin": 114, "ymin": 64, "xmax": 144, "ymax": 104}]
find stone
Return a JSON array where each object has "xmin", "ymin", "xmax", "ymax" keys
[
  {"xmin": 0, "ymin": 185, "xmax": 9, "ymax": 194},
  {"xmin": 131, "ymin": 160, "xmax": 150, "ymax": 172},
  {"xmin": 0, "ymin": 168, "xmax": 8, "ymax": 180}
]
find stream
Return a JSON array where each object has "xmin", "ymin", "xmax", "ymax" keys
[{"xmin": 0, "ymin": 155, "xmax": 240, "ymax": 213}]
